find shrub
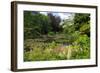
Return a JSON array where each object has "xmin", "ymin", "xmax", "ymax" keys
[{"xmin": 71, "ymin": 34, "xmax": 90, "ymax": 59}]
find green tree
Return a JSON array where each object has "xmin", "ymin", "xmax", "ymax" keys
[
  {"xmin": 24, "ymin": 11, "xmax": 52, "ymax": 39},
  {"xmin": 74, "ymin": 13, "xmax": 90, "ymax": 36}
]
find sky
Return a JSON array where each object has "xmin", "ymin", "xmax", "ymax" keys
[{"xmin": 40, "ymin": 12, "xmax": 74, "ymax": 20}]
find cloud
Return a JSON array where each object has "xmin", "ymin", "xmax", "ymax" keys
[
  {"xmin": 40, "ymin": 12, "xmax": 47, "ymax": 16},
  {"xmin": 40, "ymin": 12, "xmax": 74, "ymax": 20}
]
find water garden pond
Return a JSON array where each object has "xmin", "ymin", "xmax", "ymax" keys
[
  {"xmin": 24, "ymin": 34, "xmax": 90, "ymax": 61},
  {"xmin": 24, "ymin": 11, "xmax": 90, "ymax": 61}
]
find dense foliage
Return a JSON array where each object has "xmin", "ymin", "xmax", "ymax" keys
[{"xmin": 24, "ymin": 11, "xmax": 90, "ymax": 61}]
